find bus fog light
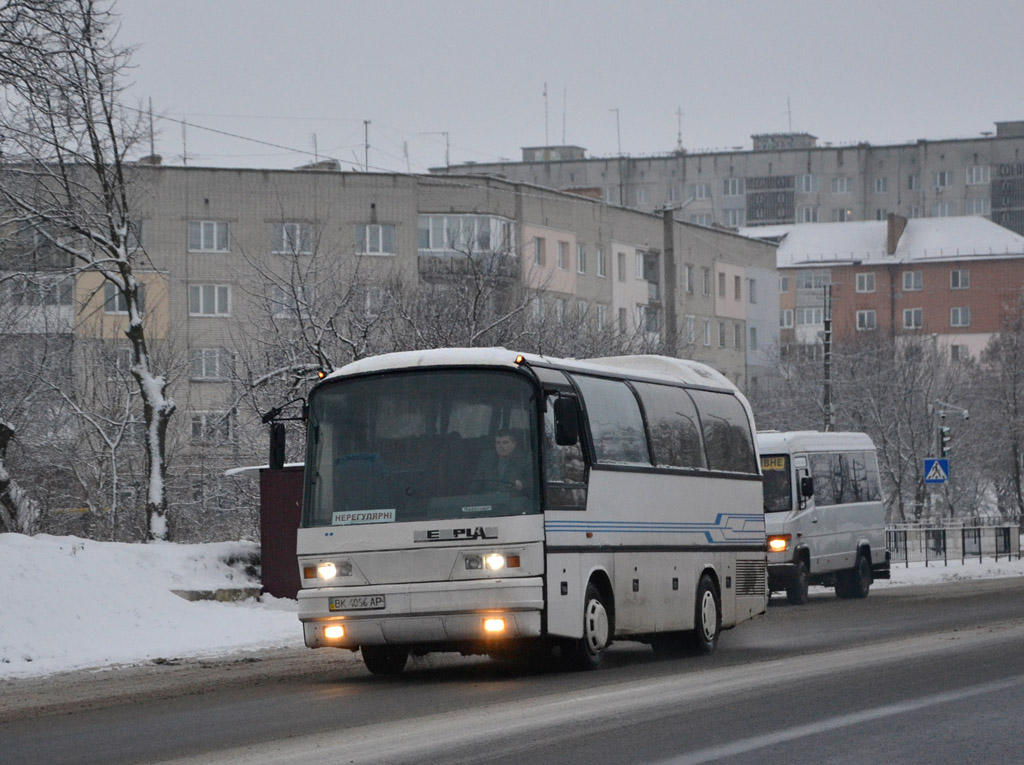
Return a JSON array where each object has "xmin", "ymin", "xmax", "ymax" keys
[
  {"xmin": 324, "ymin": 625, "xmax": 345, "ymax": 639},
  {"xmin": 465, "ymin": 556, "xmax": 482, "ymax": 570},
  {"xmin": 483, "ymin": 618, "xmax": 505, "ymax": 633},
  {"xmin": 484, "ymin": 553, "xmax": 505, "ymax": 571},
  {"xmin": 768, "ymin": 535, "xmax": 791, "ymax": 553}
]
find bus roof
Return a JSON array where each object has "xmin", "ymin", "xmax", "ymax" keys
[
  {"xmin": 756, "ymin": 430, "xmax": 876, "ymax": 454},
  {"xmin": 326, "ymin": 348, "xmax": 740, "ymax": 394}
]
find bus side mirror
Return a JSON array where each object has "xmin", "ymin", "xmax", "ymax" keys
[
  {"xmin": 269, "ymin": 422, "xmax": 286, "ymax": 470},
  {"xmin": 553, "ymin": 396, "xmax": 580, "ymax": 446},
  {"xmin": 800, "ymin": 475, "xmax": 814, "ymax": 498}
]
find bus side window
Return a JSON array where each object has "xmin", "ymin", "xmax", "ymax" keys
[{"xmin": 543, "ymin": 395, "xmax": 588, "ymax": 510}]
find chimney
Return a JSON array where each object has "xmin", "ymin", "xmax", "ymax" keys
[{"xmin": 886, "ymin": 213, "xmax": 907, "ymax": 255}]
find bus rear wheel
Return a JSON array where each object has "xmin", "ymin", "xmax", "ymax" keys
[
  {"xmin": 361, "ymin": 644, "xmax": 409, "ymax": 675},
  {"xmin": 566, "ymin": 583, "xmax": 611, "ymax": 670}
]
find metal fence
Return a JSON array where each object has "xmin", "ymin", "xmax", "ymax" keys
[{"xmin": 886, "ymin": 524, "xmax": 1022, "ymax": 566}]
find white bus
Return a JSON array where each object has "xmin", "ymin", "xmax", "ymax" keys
[
  {"xmin": 297, "ymin": 348, "xmax": 766, "ymax": 674},
  {"xmin": 758, "ymin": 430, "xmax": 890, "ymax": 605}
]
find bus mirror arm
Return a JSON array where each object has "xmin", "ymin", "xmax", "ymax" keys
[
  {"xmin": 269, "ymin": 422, "xmax": 286, "ymax": 470},
  {"xmin": 553, "ymin": 395, "xmax": 580, "ymax": 446}
]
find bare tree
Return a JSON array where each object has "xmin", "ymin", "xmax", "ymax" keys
[{"xmin": 0, "ymin": 0, "xmax": 174, "ymax": 539}]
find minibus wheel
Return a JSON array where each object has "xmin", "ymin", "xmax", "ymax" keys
[{"xmin": 361, "ymin": 645, "xmax": 409, "ymax": 675}]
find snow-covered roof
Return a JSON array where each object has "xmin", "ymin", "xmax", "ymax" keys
[
  {"xmin": 738, "ymin": 217, "xmax": 1024, "ymax": 268},
  {"xmin": 756, "ymin": 430, "xmax": 876, "ymax": 453}
]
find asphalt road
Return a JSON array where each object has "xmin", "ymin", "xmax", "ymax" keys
[{"xmin": 3, "ymin": 578, "xmax": 1023, "ymax": 764}]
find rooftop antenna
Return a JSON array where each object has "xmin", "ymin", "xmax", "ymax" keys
[
  {"xmin": 676, "ymin": 106, "xmax": 684, "ymax": 152},
  {"xmin": 787, "ymin": 96, "xmax": 793, "ymax": 132},
  {"xmin": 148, "ymin": 97, "xmax": 155, "ymax": 158},
  {"xmin": 181, "ymin": 119, "xmax": 188, "ymax": 167},
  {"xmin": 562, "ymin": 86, "xmax": 567, "ymax": 144},
  {"xmin": 544, "ymin": 82, "xmax": 549, "ymax": 146},
  {"xmin": 363, "ymin": 120, "xmax": 370, "ymax": 171},
  {"xmin": 403, "ymin": 140, "xmax": 410, "ymax": 173},
  {"xmin": 312, "ymin": 133, "xmax": 318, "ymax": 162}
]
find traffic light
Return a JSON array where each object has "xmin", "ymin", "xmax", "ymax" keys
[{"xmin": 939, "ymin": 426, "xmax": 952, "ymax": 457}]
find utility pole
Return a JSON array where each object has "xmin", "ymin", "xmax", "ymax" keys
[
  {"xmin": 422, "ymin": 131, "xmax": 449, "ymax": 169},
  {"xmin": 823, "ymin": 285, "xmax": 834, "ymax": 431}
]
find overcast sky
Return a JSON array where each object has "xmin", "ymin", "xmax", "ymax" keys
[{"xmin": 117, "ymin": 0, "xmax": 1024, "ymax": 173}]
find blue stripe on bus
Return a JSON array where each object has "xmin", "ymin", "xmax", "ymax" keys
[{"xmin": 544, "ymin": 513, "xmax": 765, "ymax": 543}]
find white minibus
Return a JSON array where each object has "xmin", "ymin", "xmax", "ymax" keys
[
  {"xmin": 297, "ymin": 349, "xmax": 767, "ymax": 673},
  {"xmin": 758, "ymin": 430, "xmax": 889, "ymax": 604}
]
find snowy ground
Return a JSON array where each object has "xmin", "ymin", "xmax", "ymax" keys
[{"xmin": 2, "ymin": 533, "xmax": 1022, "ymax": 680}]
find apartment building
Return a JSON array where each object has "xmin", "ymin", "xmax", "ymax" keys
[
  {"xmin": 434, "ymin": 120, "xmax": 1024, "ymax": 238},
  {"xmin": 743, "ymin": 215, "xmax": 1024, "ymax": 363},
  {"xmin": 2, "ymin": 165, "xmax": 777, "ymax": 475}
]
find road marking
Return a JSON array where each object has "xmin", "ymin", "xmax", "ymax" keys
[{"xmin": 659, "ymin": 673, "xmax": 1024, "ymax": 765}]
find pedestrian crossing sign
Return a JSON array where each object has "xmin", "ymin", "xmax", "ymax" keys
[{"xmin": 924, "ymin": 458, "xmax": 949, "ymax": 484}]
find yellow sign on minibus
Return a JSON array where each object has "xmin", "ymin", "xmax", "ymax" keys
[{"xmin": 760, "ymin": 456, "xmax": 787, "ymax": 471}]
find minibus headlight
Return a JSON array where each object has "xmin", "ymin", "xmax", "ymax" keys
[{"xmin": 768, "ymin": 534, "xmax": 791, "ymax": 553}]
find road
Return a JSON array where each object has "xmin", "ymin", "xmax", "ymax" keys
[{"xmin": 2, "ymin": 578, "xmax": 1023, "ymax": 764}]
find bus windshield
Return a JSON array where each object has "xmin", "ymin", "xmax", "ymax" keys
[
  {"xmin": 302, "ymin": 369, "xmax": 540, "ymax": 527},
  {"xmin": 760, "ymin": 454, "xmax": 792, "ymax": 513}
]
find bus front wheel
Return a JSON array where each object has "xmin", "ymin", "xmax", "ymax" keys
[
  {"xmin": 567, "ymin": 583, "xmax": 611, "ymax": 670},
  {"xmin": 361, "ymin": 644, "xmax": 409, "ymax": 675},
  {"xmin": 689, "ymin": 574, "xmax": 721, "ymax": 655}
]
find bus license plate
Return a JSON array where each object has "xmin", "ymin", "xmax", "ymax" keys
[{"xmin": 329, "ymin": 595, "xmax": 386, "ymax": 611}]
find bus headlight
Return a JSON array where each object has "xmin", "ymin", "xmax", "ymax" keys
[
  {"xmin": 464, "ymin": 553, "xmax": 521, "ymax": 571},
  {"xmin": 485, "ymin": 553, "xmax": 505, "ymax": 571},
  {"xmin": 768, "ymin": 534, "xmax": 791, "ymax": 553},
  {"xmin": 308, "ymin": 560, "xmax": 353, "ymax": 581}
]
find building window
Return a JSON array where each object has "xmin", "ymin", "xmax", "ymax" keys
[
  {"xmin": 950, "ymin": 306, "xmax": 971, "ymax": 327},
  {"xmin": 718, "ymin": 271, "xmax": 726, "ymax": 298},
  {"xmin": 126, "ymin": 220, "xmax": 144, "ymax": 251},
  {"xmin": 748, "ymin": 278, "xmax": 757, "ymax": 304},
  {"xmin": 875, "ymin": 209, "xmax": 889, "ymax": 221},
  {"xmin": 796, "ymin": 307, "xmax": 823, "ymax": 325},
  {"xmin": 554, "ymin": 298, "xmax": 565, "ymax": 322},
  {"xmin": 702, "ymin": 267, "xmax": 711, "ymax": 296},
  {"xmin": 903, "ymin": 308, "xmax": 923, "ymax": 329},
  {"xmin": 780, "ymin": 309, "xmax": 794, "ymax": 328},
  {"xmin": 272, "ymin": 222, "xmax": 313, "ymax": 254},
  {"xmin": 797, "ymin": 174, "xmax": 818, "ymax": 193},
  {"xmin": 689, "ymin": 182, "xmax": 711, "ymax": 199},
  {"xmin": 635, "ymin": 252, "xmax": 645, "ymax": 280},
  {"xmin": 703, "ymin": 319, "xmax": 712, "ymax": 346},
  {"xmin": 604, "ymin": 187, "xmax": 616, "ymax": 204},
  {"xmin": 271, "ymin": 285, "xmax": 312, "ymax": 318},
  {"xmin": 556, "ymin": 241, "xmax": 568, "ymax": 270},
  {"xmin": 577, "ymin": 300, "xmax": 587, "ymax": 321},
  {"xmin": 966, "ymin": 198, "xmax": 991, "ymax": 215},
  {"xmin": 966, "ymin": 165, "xmax": 990, "ymax": 185},
  {"xmin": 596, "ymin": 247, "xmax": 606, "ymax": 277},
  {"xmin": 930, "ymin": 201, "xmax": 955, "ymax": 217},
  {"xmin": 796, "ymin": 270, "xmax": 831, "ymax": 290},
  {"xmin": 617, "ymin": 252, "xmax": 627, "ymax": 282},
  {"xmin": 533, "ymin": 237, "xmax": 545, "ymax": 266},
  {"xmin": 188, "ymin": 284, "xmax": 230, "ymax": 316},
  {"xmin": 779, "ymin": 275, "xmax": 790, "ymax": 293},
  {"xmin": 531, "ymin": 295, "xmax": 543, "ymax": 320},
  {"xmin": 830, "ymin": 177, "xmax": 851, "ymax": 194},
  {"xmin": 908, "ymin": 174, "xmax": 920, "ymax": 190},
  {"xmin": 724, "ymin": 208, "xmax": 745, "ymax": 227},
  {"xmin": 831, "ymin": 207, "xmax": 852, "ymax": 222},
  {"xmin": 951, "ymin": 269, "xmax": 970, "ymax": 289},
  {"xmin": 690, "ymin": 213, "xmax": 712, "ymax": 226},
  {"xmin": 951, "ymin": 344, "xmax": 969, "ymax": 362},
  {"xmin": 856, "ymin": 310, "xmax": 877, "ymax": 331},
  {"xmin": 718, "ymin": 321, "xmax": 726, "ymax": 347},
  {"xmin": 418, "ymin": 214, "xmax": 513, "ymax": 252},
  {"xmin": 933, "ymin": 170, "xmax": 954, "ymax": 189},
  {"xmin": 190, "ymin": 411, "xmax": 234, "ymax": 445},
  {"xmin": 856, "ymin": 272, "xmax": 876, "ymax": 293},
  {"xmin": 797, "ymin": 205, "xmax": 818, "ymax": 222},
  {"xmin": 749, "ymin": 326, "xmax": 757, "ymax": 350},
  {"xmin": 103, "ymin": 282, "xmax": 145, "ymax": 314},
  {"xmin": 874, "ymin": 177, "xmax": 888, "ymax": 193},
  {"xmin": 902, "ymin": 271, "xmax": 923, "ymax": 291},
  {"xmin": 734, "ymin": 275, "xmax": 741, "ymax": 300},
  {"xmin": 636, "ymin": 187, "xmax": 649, "ymax": 205},
  {"xmin": 188, "ymin": 220, "xmax": 229, "ymax": 252},
  {"xmin": 355, "ymin": 224, "xmax": 396, "ymax": 255},
  {"xmin": 577, "ymin": 243, "xmax": 586, "ymax": 274},
  {"xmin": 723, "ymin": 177, "xmax": 744, "ymax": 196},
  {"xmin": 908, "ymin": 206, "xmax": 922, "ymax": 218},
  {"xmin": 190, "ymin": 348, "xmax": 233, "ymax": 381},
  {"xmin": 618, "ymin": 307, "xmax": 628, "ymax": 332},
  {"xmin": 668, "ymin": 185, "xmax": 680, "ymax": 203},
  {"xmin": 734, "ymin": 323, "xmax": 742, "ymax": 349},
  {"xmin": 685, "ymin": 315, "xmax": 696, "ymax": 343},
  {"xmin": 596, "ymin": 304, "xmax": 607, "ymax": 330},
  {"xmin": 684, "ymin": 264, "xmax": 694, "ymax": 294}
]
